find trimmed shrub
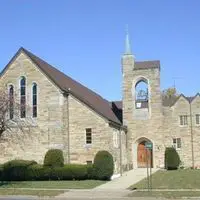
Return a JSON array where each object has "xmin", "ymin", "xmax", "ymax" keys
[
  {"xmin": 44, "ymin": 149, "xmax": 64, "ymax": 168},
  {"xmin": 0, "ymin": 165, "xmax": 3, "ymax": 181},
  {"xmin": 93, "ymin": 151, "xmax": 114, "ymax": 180},
  {"xmin": 25, "ymin": 164, "xmax": 88, "ymax": 181},
  {"xmin": 50, "ymin": 164, "xmax": 88, "ymax": 180},
  {"xmin": 1, "ymin": 161, "xmax": 88, "ymax": 181},
  {"xmin": 86, "ymin": 164, "xmax": 94, "ymax": 179},
  {"xmin": 165, "ymin": 147, "xmax": 180, "ymax": 170},
  {"xmin": 25, "ymin": 164, "xmax": 51, "ymax": 181},
  {"xmin": 2, "ymin": 160, "xmax": 37, "ymax": 181}
]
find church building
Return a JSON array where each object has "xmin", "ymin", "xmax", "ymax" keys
[{"xmin": 0, "ymin": 34, "xmax": 200, "ymax": 173}]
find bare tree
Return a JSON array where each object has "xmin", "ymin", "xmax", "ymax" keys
[{"xmin": 0, "ymin": 86, "xmax": 34, "ymax": 137}]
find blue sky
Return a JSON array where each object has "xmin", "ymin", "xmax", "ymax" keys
[{"xmin": 1, "ymin": 0, "xmax": 200, "ymax": 100}]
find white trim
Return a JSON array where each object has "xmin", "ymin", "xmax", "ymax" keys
[
  {"xmin": 172, "ymin": 138, "xmax": 181, "ymax": 150},
  {"xmin": 179, "ymin": 115, "xmax": 188, "ymax": 127}
]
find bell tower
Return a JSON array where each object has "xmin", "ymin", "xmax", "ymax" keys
[
  {"xmin": 122, "ymin": 30, "xmax": 162, "ymax": 125},
  {"xmin": 121, "ymin": 29, "xmax": 163, "ymax": 168}
]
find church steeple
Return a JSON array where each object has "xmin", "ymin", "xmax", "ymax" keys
[
  {"xmin": 124, "ymin": 25, "xmax": 132, "ymax": 55},
  {"xmin": 121, "ymin": 25, "xmax": 135, "ymax": 74}
]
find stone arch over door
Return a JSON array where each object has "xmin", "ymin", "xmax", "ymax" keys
[{"xmin": 137, "ymin": 137, "xmax": 153, "ymax": 168}]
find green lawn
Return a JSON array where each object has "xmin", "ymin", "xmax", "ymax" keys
[
  {"xmin": 129, "ymin": 191, "xmax": 200, "ymax": 198},
  {"xmin": 0, "ymin": 180, "xmax": 106, "ymax": 189},
  {"xmin": 130, "ymin": 169, "xmax": 200, "ymax": 189},
  {"xmin": 0, "ymin": 188, "xmax": 65, "ymax": 197},
  {"xmin": 0, "ymin": 180, "xmax": 106, "ymax": 197}
]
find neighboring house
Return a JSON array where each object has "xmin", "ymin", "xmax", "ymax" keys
[{"xmin": 0, "ymin": 34, "xmax": 199, "ymax": 172}]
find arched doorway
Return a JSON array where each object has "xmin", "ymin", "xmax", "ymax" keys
[{"xmin": 137, "ymin": 138, "xmax": 153, "ymax": 168}]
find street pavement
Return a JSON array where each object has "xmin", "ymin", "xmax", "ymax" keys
[{"xmin": 0, "ymin": 196, "xmax": 199, "ymax": 200}]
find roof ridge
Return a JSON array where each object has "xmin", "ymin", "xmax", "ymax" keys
[
  {"xmin": 20, "ymin": 48, "xmax": 121, "ymax": 125},
  {"xmin": 22, "ymin": 48, "xmax": 109, "ymax": 101},
  {"xmin": 135, "ymin": 60, "xmax": 160, "ymax": 63}
]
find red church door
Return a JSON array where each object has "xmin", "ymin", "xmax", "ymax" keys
[{"xmin": 137, "ymin": 141, "xmax": 152, "ymax": 168}]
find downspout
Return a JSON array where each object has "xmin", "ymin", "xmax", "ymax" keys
[
  {"xmin": 66, "ymin": 92, "xmax": 70, "ymax": 164},
  {"xmin": 189, "ymin": 102, "xmax": 194, "ymax": 168},
  {"xmin": 119, "ymin": 127, "xmax": 123, "ymax": 176}
]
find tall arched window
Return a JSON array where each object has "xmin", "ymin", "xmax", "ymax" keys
[
  {"xmin": 9, "ymin": 85, "xmax": 14, "ymax": 119},
  {"xmin": 20, "ymin": 76, "xmax": 26, "ymax": 118},
  {"xmin": 135, "ymin": 79, "xmax": 149, "ymax": 109},
  {"xmin": 32, "ymin": 83, "xmax": 37, "ymax": 118}
]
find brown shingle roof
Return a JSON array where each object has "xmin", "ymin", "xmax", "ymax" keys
[
  {"xmin": 110, "ymin": 101, "xmax": 122, "ymax": 122},
  {"xmin": 134, "ymin": 61, "xmax": 160, "ymax": 70},
  {"xmin": 111, "ymin": 101, "xmax": 122, "ymax": 110},
  {"xmin": 2, "ymin": 47, "xmax": 122, "ymax": 125},
  {"xmin": 1, "ymin": 48, "xmax": 164, "ymax": 125}
]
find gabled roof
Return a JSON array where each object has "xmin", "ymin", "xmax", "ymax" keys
[
  {"xmin": 1, "ymin": 47, "xmax": 122, "ymax": 125},
  {"xmin": 186, "ymin": 93, "xmax": 200, "ymax": 103},
  {"xmin": 163, "ymin": 93, "xmax": 200, "ymax": 107}
]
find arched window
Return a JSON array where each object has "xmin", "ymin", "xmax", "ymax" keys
[
  {"xmin": 135, "ymin": 79, "xmax": 149, "ymax": 109},
  {"xmin": 32, "ymin": 83, "xmax": 37, "ymax": 118},
  {"xmin": 20, "ymin": 76, "xmax": 26, "ymax": 118},
  {"xmin": 9, "ymin": 85, "xmax": 14, "ymax": 119}
]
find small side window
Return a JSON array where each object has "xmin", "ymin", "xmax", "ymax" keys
[
  {"xmin": 86, "ymin": 161, "xmax": 92, "ymax": 165},
  {"xmin": 179, "ymin": 115, "xmax": 188, "ymax": 126},
  {"xmin": 173, "ymin": 138, "xmax": 181, "ymax": 149},
  {"xmin": 196, "ymin": 114, "xmax": 200, "ymax": 125},
  {"xmin": 86, "ymin": 128, "xmax": 92, "ymax": 144}
]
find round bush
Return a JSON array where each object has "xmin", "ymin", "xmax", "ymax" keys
[
  {"xmin": 165, "ymin": 147, "xmax": 180, "ymax": 170},
  {"xmin": 44, "ymin": 149, "xmax": 64, "ymax": 168},
  {"xmin": 93, "ymin": 150, "xmax": 114, "ymax": 180}
]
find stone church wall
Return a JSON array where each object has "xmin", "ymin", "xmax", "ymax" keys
[
  {"xmin": 0, "ymin": 52, "xmax": 66, "ymax": 164},
  {"xmin": 0, "ymin": 52, "xmax": 127, "ymax": 174},
  {"xmin": 68, "ymin": 95, "xmax": 128, "ymax": 173}
]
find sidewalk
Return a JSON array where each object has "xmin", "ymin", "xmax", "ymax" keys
[
  {"xmin": 56, "ymin": 168, "xmax": 158, "ymax": 199},
  {"xmin": 94, "ymin": 168, "xmax": 158, "ymax": 190}
]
